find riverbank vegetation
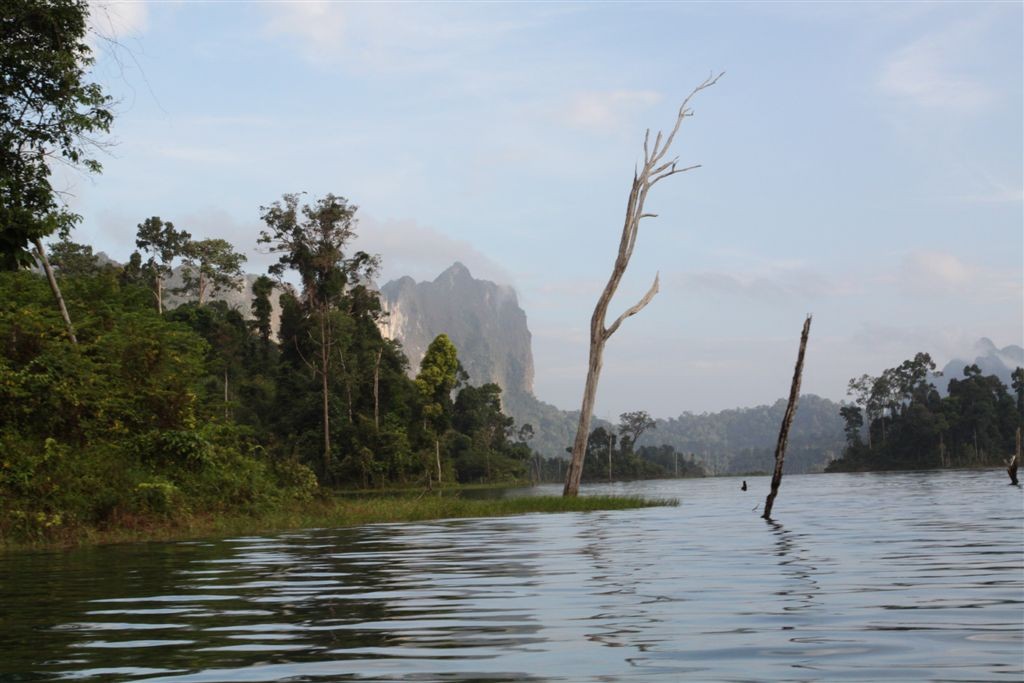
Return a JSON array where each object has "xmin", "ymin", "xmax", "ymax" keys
[
  {"xmin": 827, "ymin": 353, "xmax": 1023, "ymax": 472},
  {"xmin": 2, "ymin": 492, "xmax": 675, "ymax": 551}
]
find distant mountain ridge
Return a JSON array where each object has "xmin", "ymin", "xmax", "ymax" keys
[
  {"xmin": 643, "ymin": 395, "xmax": 846, "ymax": 475},
  {"xmin": 937, "ymin": 338, "xmax": 1023, "ymax": 392}
]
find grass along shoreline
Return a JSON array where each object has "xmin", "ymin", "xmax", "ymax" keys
[{"xmin": 1, "ymin": 493, "xmax": 677, "ymax": 552}]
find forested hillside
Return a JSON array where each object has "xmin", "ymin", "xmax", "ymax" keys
[
  {"xmin": 0, "ymin": 198, "xmax": 536, "ymax": 542},
  {"xmin": 641, "ymin": 395, "xmax": 847, "ymax": 474}
]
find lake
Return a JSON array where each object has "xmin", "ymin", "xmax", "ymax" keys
[{"xmin": 2, "ymin": 470, "xmax": 1021, "ymax": 682}]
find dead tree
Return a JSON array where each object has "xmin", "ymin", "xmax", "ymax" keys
[
  {"xmin": 762, "ymin": 315, "xmax": 812, "ymax": 520},
  {"xmin": 34, "ymin": 238, "xmax": 78, "ymax": 345},
  {"xmin": 1009, "ymin": 427, "xmax": 1020, "ymax": 485},
  {"xmin": 563, "ymin": 72, "xmax": 722, "ymax": 497}
]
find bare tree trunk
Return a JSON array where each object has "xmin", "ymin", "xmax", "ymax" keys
[
  {"xmin": 337, "ymin": 350, "xmax": 354, "ymax": 424},
  {"xmin": 762, "ymin": 315, "xmax": 812, "ymax": 520},
  {"xmin": 320, "ymin": 314, "xmax": 331, "ymax": 482},
  {"xmin": 156, "ymin": 274, "xmax": 164, "ymax": 315},
  {"xmin": 373, "ymin": 347, "xmax": 383, "ymax": 430},
  {"xmin": 33, "ymin": 238, "xmax": 77, "ymax": 346},
  {"xmin": 435, "ymin": 438, "xmax": 442, "ymax": 484},
  {"xmin": 563, "ymin": 73, "xmax": 721, "ymax": 497},
  {"xmin": 198, "ymin": 270, "xmax": 207, "ymax": 306},
  {"xmin": 1008, "ymin": 427, "xmax": 1020, "ymax": 485}
]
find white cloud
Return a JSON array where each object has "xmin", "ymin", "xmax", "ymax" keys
[
  {"xmin": 897, "ymin": 250, "xmax": 1020, "ymax": 302},
  {"xmin": 901, "ymin": 250, "xmax": 971, "ymax": 288},
  {"xmin": 561, "ymin": 90, "xmax": 662, "ymax": 133},
  {"xmin": 263, "ymin": 3, "xmax": 534, "ymax": 72},
  {"xmin": 878, "ymin": 20, "xmax": 996, "ymax": 112},
  {"xmin": 352, "ymin": 215, "xmax": 513, "ymax": 286},
  {"xmin": 674, "ymin": 265, "xmax": 838, "ymax": 302},
  {"xmin": 264, "ymin": 2, "xmax": 347, "ymax": 65}
]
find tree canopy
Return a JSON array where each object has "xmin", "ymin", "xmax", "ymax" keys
[{"xmin": 1, "ymin": 0, "xmax": 113, "ymax": 268}]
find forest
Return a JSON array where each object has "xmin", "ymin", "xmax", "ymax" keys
[
  {"xmin": 827, "ymin": 352, "xmax": 1024, "ymax": 472},
  {"xmin": 1, "ymin": 207, "xmax": 712, "ymax": 542},
  {"xmin": 0, "ymin": 200, "xmax": 553, "ymax": 539}
]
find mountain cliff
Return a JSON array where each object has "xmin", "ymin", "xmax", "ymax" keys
[{"xmin": 379, "ymin": 262, "xmax": 535, "ymax": 395}]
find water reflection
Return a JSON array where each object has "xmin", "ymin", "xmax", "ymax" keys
[
  {"xmin": 0, "ymin": 470, "xmax": 1021, "ymax": 681},
  {"xmin": 765, "ymin": 519, "xmax": 823, "ymax": 615}
]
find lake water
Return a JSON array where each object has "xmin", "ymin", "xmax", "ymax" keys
[{"xmin": 2, "ymin": 470, "xmax": 1022, "ymax": 682}]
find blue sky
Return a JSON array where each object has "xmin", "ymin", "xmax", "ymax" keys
[{"xmin": 72, "ymin": 1, "xmax": 1022, "ymax": 419}]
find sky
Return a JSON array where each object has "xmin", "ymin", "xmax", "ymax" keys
[{"xmin": 69, "ymin": 1, "xmax": 1022, "ymax": 420}]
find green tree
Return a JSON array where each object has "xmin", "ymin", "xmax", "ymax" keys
[
  {"xmin": 1, "ymin": 0, "xmax": 113, "ymax": 269},
  {"xmin": 2, "ymin": 0, "xmax": 114, "ymax": 344},
  {"xmin": 135, "ymin": 216, "xmax": 190, "ymax": 314},
  {"xmin": 416, "ymin": 333, "xmax": 459, "ymax": 484},
  {"xmin": 1012, "ymin": 367, "xmax": 1024, "ymax": 419},
  {"xmin": 839, "ymin": 405, "xmax": 863, "ymax": 447},
  {"xmin": 179, "ymin": 238, "xmax": 246, "ymax": 305},
  {"xmin": 47, "ymin": 235, "xmax": 103, "ymax": 277},
  {"xmin": 251, "ymin": 275, "xmax": 275, "ymax": 346},
  {"xmin": 258, "ymin": 193, "xmax": 379, "ymax": 481},
  {"xmin": 618, "ymin": 410, "xmax": 656, "ymax": 452},
  {"xmin": 452, "ymin": 382, "xmax": 514, "ymax": 481}
]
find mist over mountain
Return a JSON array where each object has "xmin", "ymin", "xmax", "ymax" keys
[
  {"xmin": 80, "ymin": 253, "xmax": 289, "ymax": 336},
  {"xmin": 376, "ymin": 262, "xmax": 846, "ymax": 471},
  {"xmin": 937, "ymin": 338, "xmax": 1023, "ymax": 392}
]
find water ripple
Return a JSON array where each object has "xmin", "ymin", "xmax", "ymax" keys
[{"xmin": 1, "ymin": 470, "xmax": 1021, "ymax": 681}]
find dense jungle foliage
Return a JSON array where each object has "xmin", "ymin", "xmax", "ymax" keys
[
  {"xmin": 827, "ymin": 353, "xmax": 1023, "ymax": 472},
  {"xmin": 0, "ymin": 211, "xmax": 541, "ymax": 542}
]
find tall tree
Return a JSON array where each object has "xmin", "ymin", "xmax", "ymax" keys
[
  {"xmin": 839, "ymin": 405, "xmax": 864, "ymax": 447},
  {"xmin": 251, "ymin": 274, "xmax": 275, "ymax": 345},
  {"xmin": 618, "ymin": 410, "xmax": 656, "ymax": 452},
  {"xmin": 563, "ymin": 73, "xmax": 721, "ymax": 496},
  {"xmin": 1, "ymin": 0, "xmax": 113, "ymax": 261},
  {"xmin": 1011, "ymin": 367, "xmax": 1024, "ymax": 419},
  {"xmin": 258, "ymin": 192, "xmax": 379, "ymax": 481},
  {"xmin": 135, "ymin": 217, "xmax": 190, "ymax": 314},
  {"xmin": 416, "ymin": 333, "xmax": 459, "ymax": 484},
  {"xmin": 2, "ymin": 0, "xmax": 112, "ymax": 341},
  {"xmin": 47, "ymin": 235, "xmax": 102, "ymax": 276},
  {"xmin": 179, "ymin": 238, "xmax": 246, "ymax": 305}
]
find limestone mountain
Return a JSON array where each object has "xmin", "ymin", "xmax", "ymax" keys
[{"xmin": 378, "ymin": 262, "xmax": 535, "ymax": 395}]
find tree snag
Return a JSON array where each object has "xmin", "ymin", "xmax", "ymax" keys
[
  {"xmin": 1008, "ymin": 427, "xmax": 1020, "ymax": 486},
  {"xmin": 563, "ymin": 72, "xmax": 722, "ymax": 497},
  {"xmin": 34, "ymin": 238, "xmax": 77, "ymax": 346},
  {"xmin": 762, "ymin": 315, "xmax": 812, "ymax": 520}
]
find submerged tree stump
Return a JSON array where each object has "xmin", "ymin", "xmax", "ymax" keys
[
  {"xmin": 762, "ymin": 315, "xmax": 812, "ymax": 520},
  {"xmin": 1008, "ymin": 427, "xmax": 1020, "ymax": 486}
]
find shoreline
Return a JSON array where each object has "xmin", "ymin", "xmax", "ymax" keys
[{"xmin": 1, "ymin": 493, "xmax": 677, "ymax": 553}]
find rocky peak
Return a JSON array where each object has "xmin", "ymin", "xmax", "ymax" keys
[{"xmin": 379, "ymin": 263, "xmax": 534, "ymax": 396}]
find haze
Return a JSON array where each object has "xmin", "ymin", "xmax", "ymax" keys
[{"xmin": 72, "ymin": 2, "xmax": 1023, "ymax": 419}]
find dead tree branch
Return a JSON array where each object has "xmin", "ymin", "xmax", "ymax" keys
[{"xmin": 562, "ymin": 72, "xmax": 722, "ymax": 497}]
